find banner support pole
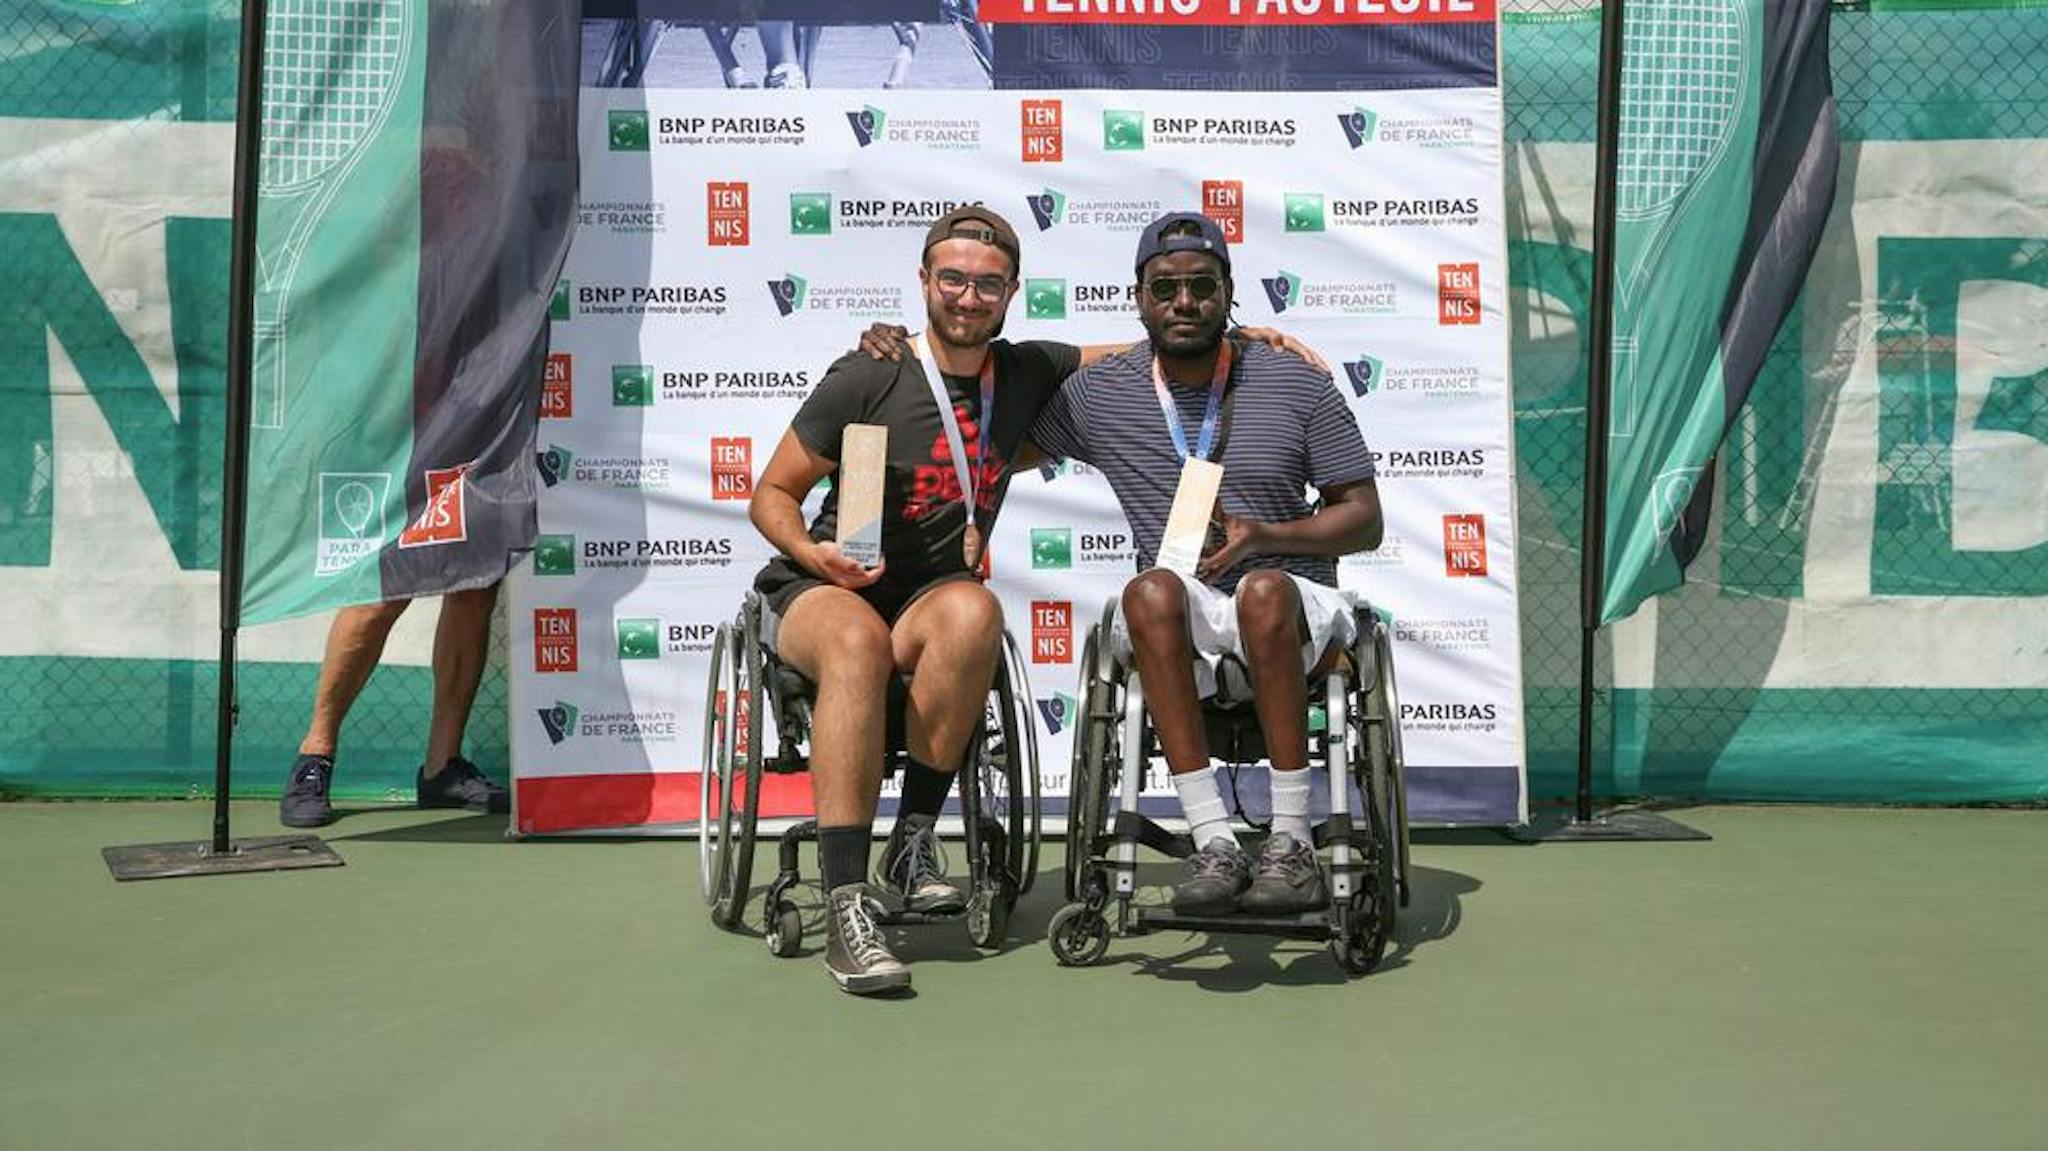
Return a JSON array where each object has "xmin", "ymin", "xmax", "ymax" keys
[{"xmin": 105, "ymin": 0, "xmax": 344, "ymax": 879}]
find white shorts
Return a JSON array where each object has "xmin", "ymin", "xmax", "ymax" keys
[{"xmin": 1110, "ymin": 569, "xmax": 1357, "ymax": 700}]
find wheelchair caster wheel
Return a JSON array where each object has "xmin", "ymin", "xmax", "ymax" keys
[
  {"xmin": 967, "ymin": 885, "xmax": 1011, "ymax": 951},
  {"xmin": 765, "ymin": 901, "xmax": 803, "ymax": 958},
  {"xmin": 1048, "ymin": 902, "xmax": 1110, "ymax": 967},
  {"xmin": 1330, "ymin": 897, "xmax": 1388, "ymax": 976}
]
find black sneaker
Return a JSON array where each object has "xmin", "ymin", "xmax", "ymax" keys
[
  {"xmin": 1171, "ymin": 838, "xmax": 1251, "ymax": 914},
  {"xmin": 824, "ymin": 884, "xmax": 911, "ymax": 996},
  {"xmin": 416, "ymin": 756, "xmax": 509, "ymax": 814},
  {"xmin": 1239, "ymin": 832, "xmax": 1328, "ymax": 913},
  {"xmin": 875, "ymin": 813, "xmax": 966, "ymax": 914},
  {"xmin": 280, "ymin": 754, "xmax": 336, "ymax": 828}
]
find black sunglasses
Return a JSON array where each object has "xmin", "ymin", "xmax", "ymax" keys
[{"xmin": 1143, "ymin": 274, "xmax": 1223, "ymax": 303}]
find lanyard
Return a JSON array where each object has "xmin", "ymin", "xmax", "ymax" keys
[
  {"xmin": 913, "ymin": 334, "xmax": 997, "ymax": 523},
  {"xmin": 1150, "ymin": 340, "xmax": 1233, "ymax": 463}
]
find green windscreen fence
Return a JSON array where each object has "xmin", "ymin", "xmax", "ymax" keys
[{"xmin": 1, "ymin": 1, "xmax": 2043, "ymax": 804}]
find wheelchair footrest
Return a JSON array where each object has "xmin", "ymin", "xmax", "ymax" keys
[{"xmin": 1131, "ymin": 906, "xmax": 1336, "ymax": 941}]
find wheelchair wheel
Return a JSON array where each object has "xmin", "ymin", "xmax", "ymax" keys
[
  {"xmin": 697, "ymin": 622, "xmax": 732, "ymax": 907},
  {"xmin": 1375, "ymin": 622, "xmax": 1413, "ymax": 908},
  {"xmin": 1353, "ymin": 618, "xmax": 1403, "ymax": 947},
  {"xmin": 765, "ymin": 899, "xmax": 803, "ymax": 958},
  {"xmin": 1331, "ymin": 884, "xmax": 1391, "ymax": 976},
  {"xmin": 967, "ymin": 885, "xmax": 1010, "ymax": 950},
  {"xmin": 709, "ymin": 605, "xmax": 765, "ymax": 932},
  {"xmin": 1063, "ymin": 626, "xmax": 1115, "ymax": 902},
  {"xmin": 1048, "ymin": 902, "xmax": 1110, "ymax": 967},
  {"xmin": 1000, "ymin": 632, "xmax": 1044, "ymax": 896}
]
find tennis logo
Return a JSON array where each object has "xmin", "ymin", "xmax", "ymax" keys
[
  {"xmin": 542, "ymin": 354, "xmax": 572, "ymax": 419},
  {"xmin": 1202, "ymin": 180, "xmax": 1244, "ymax": 242},
  {"xmin": 533, "ymin": 608, "xmax": 578, "ymax": 674},
  {"xmin": 1339, "ymin": 107, "xmax": 1379, "ymax": 149},
  {"xmin": 846, "ymin": 105, "xmax": 887, "ymax": 147},
  {"xmin": 315, "ymin": 471, "xmax": 390, "ymax": 576},
  {"xmin": 1021, "ymin": 99, "xmax": 1063, "ymax": 162},
  {"xmin": 1285, "ymin": 193, "xmax": 1326, "ymax": 233},
  {"xmin": 1103, "ymin": 110, "xmax": 1145, "ymax": 151},
  {"xmin": 536, "ymin": 445, "xmax": 572, "ymax": 488},
  {"xmin": 1443, "ymin": 514, "xmax": 1488, "ymax": 578},
  {"xmin": 398, "ymin": 463, "xmax": 470, "ymax": 549},
  {"xmin": 1031, "ymin": 600, "xmax": 1073, "ymax": 663},
  {"xmin": 1026, "ymin": 279, "xmax": 1067, "ymax": 320},
  {"xmin": 707, "ymin": 182, "xmax": 749, "ymax": 246},
  {"xmin": 612, "ymin": 365, "xmax": 654, "ymax": 407},
  {"xmin": 1438, "ymin": 263, "xmax": 1481, "ymax": 325},
  {"xmin": 768, "ymin": 273, "xmax": 808, "ymax": 316},
  {"xmin": 711, "ymin": 437, "xmax": 753, "ymax": 501},
  {"xmin": 609, "ymin": 110, "xmax": 649, "ymax": 152},
  {"xmin": 533, "ymin": 534, "xmax": 576, "ymax": 577},
  {"xmin": 1031, "ymin": 527, "xmax": 1072, "ymax": 570},
  {"xmin": 789, "ymin": 192, "xmax": 832, "ymax": 235},
  {"xmin": 616, "ymin": 618, "xmax": 661, "ymax": 660},
  {"xmin": 537, "ymin": 701, "xmax": 579, "ymax": 745},
  {"xmin": 1345, "ymin": 354, "xmax": 1385, "ymax": 397},
  {"xmin": 1027, "ymin": 187, "xmax": 1068, "ymax": 231}
]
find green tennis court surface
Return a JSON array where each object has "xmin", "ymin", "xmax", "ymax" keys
[{"xmin": 4, "ymin": 802, "xmax": 2043, "ymax": 1149}]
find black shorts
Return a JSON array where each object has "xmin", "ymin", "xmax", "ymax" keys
[{"xmin": 756, "ymin": 564, "xmax": 980, "ymax": 636}]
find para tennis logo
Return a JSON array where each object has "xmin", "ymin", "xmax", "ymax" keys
[
  {"xmin": 532, "ymin": 608, "xmax": 578, "ymax": 674},
  {"xmin": 1027, "ymin": 187, "xmax": 1068, "ymax": 231},
  {"xmin": 789, "ymin": 192, "xmax": 832, "ymax": 235},
  {"xmin": 1026, "ymin": 279, "xmax": 1067, "ymax": 320},
  {"xmin": 398, "ymin": 463, "xmax": 470, "ymax": 549},
  {"xmin": 1202, "ymin": 180, "xmax": 1244, "ymax": 242},
  {"xmin": 767, "ymin": 273, "xmax": 808, "ymax": 317},
  {"xmin": 537, "ymin": 701, "xmax": 580, "ymax": 745},
  {"xmin": 542, "ymin": 354, "xmax": 572, "ymax": 419},
  {"xmin": 707, "ymin": 182, "xmax": 749, "ymax": 247},
  {"xmin": 846, "ymin": 105, "xmax": 886, "ymax": 147},
  {"xmin": 1263, "ymin": 270, "xmax": 1303, "ymax": 313},
  {"xmin": 536, "ymin": 445, "xmax": 572, "ymax": 488},
  {"xmin": 315, "ymin": 472, "xmax": 390, "ymax": 577},
  {"xmin": 1036, "ymin": 691, "xmax": 1079, "ymax": 736},
  {"xmin": 533, "ymin": 534, "xmax": 576, "ymax": 577},
  {"xmin": 1032, "ymin": 600, "xmax": 1073, "ymax": 663},
  {"xmin": 711, "ymin": 437, "xmax": 753, "ymax": 501},
  {"xmin": 608, "ymin": 110, "xmax": 649, "ymax": 152},
  {"xmin": 1021, "ymin": 99, "xmax": 1063, "ymax": 162},
  {"xmin": 1345, "ymin": 354, "xmax": 1384, "ymax": 397},
  {"xmin": 1443, "ymin": 514, "xmax": 1489, "ymax": 578},
  {"xmin": 1339, "ymin": 107, "xmax": 1379, "ymax": 149}
]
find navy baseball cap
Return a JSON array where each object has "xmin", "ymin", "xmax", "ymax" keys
[{"xmin": 1133, "ymin": 211, "xmax": 1232, "ymax": 278}]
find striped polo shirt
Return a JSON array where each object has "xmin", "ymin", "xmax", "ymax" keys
[{"xmin": 1028, "ymin": 340, "xmax": 1376, "ymax": 593}]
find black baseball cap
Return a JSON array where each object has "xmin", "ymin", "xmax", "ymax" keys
[
  {"xmin": 922, "ymin": 206, "xmax": 1022, "ymax": 273},
  {"xmin": 1133, "ymin": 211, "xmax": 1232, "ymax": 278}
]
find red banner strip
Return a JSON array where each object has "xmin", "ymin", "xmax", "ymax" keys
[
  {"xmin": 515, "ymin": 772, "xmax": 815, "ymax": 835},
  {"xmin": 978, "ymin": 0, "xmax": 1497, "ymax": 25}
]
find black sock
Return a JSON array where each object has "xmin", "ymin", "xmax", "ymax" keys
[
  {"xmin": 897, "ymin": 759, "xmax": 956, "ymax": 822},
  {"xmin": 818, "ymin": 824, "xmax": 873, "ymax": 892}
]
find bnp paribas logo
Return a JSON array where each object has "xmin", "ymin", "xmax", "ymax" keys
[
  {"xmin": 609, "ymin": 110, "xmax": 650, "ymax": 152},
  {"xmin": 536, "ymin": 445, "xmax": 573, "ymax": 488},
  {"xmin": 612, "ymin": 364, "xmax": 654, "ymax": 407},
  {"xmin": 1026, "ymin": 278, "xmax": 1067, "ymax": 320},
  {"xmin": 533, "ymin": 533, "xmax": 576, "ymax": 576},
  {"xmin": 1026, "ymin": 187, "xmax": 1067, "ymax": 231},
  {"xmin": 549, "ymin": 280, "xmax": 572, "ymax": 321},
  {"xmin": 768, "ymin": 273, "xmax": 808, "ymax": 317},
  {"xmin": 1339, "ymin": 107, "xmax": 1379, "ymax": 149},
  {"xmin": 537, "ymin": 700, "xmax": 580, "ymax": 745},
  {"xmin": 846, "ymin": 105, "xmax": 887, "ymax": 147},
  {"xmin": 1103, "ymin": 110, "xmax": 1145, "ymax": 151},
  {"xmin": 1285, "ymin": 193, "xmax": 1326, "ymax": 233},
  {"xmin": 1035, "ymin": 691, "xmax": 1079, "ymax": 735},
  {"xmin": 1345, "ymin": 354, "xmax": 1385, "ymax": 397},
  {"xmin": 616, "ymin": 618, "xmax": 661, "ymax": 660},
  {"xmin": 789, "ymin": 191, "xmax": 833, "ymax": 235},
  {"xmin": 1262, "ymin": 269, "xmax": 1304, "ymax": 313},
  {"xmin": 1031, "ymin": 526, "xmax": 1072, "ymax": 570}
]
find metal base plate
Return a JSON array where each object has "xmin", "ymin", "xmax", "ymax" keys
[
  {"xmin": 102, "ymin": 835, "xmax": 344, "ymax": 881},
  {"xmin": 1506, "ymin": 807, "xmax": 1712, "ymax": 843}
]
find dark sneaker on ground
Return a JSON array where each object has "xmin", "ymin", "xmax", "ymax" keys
[
  {"xmin": 280, "ymin": 754, "xmax": 336, "ymax": 828},
  {"xmin": 1239, "ymin": 832, "xmax": 1329, "ymax": 913},
  {"xmin": 416, "ymin": 757, "xmax": 509, "ymax": 814},
  {"xmin": 824, "ymin": 884, "xmax": 911, "ymax": 996},
  {"xmin": 876, "ymin": 813, "xmax": 966, "ymax": 914},
  {"xmin": 1172, "ymin": 838, "xmax": 1251, "ymax": 913}
]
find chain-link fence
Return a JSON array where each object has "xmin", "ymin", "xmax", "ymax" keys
[{"xmin": 0, "ymin": 2, "xmax": 2041, "ymax": 804}]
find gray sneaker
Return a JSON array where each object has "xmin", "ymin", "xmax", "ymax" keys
[
  {"xmin": 824, "ymin": 884, "xmax": 911, "ymax": 996},
  {"xmin": 1240, "ymin": 832, "xmax": 1329, "ymax": 913},
  {"xmin": 876, "ymin": 814, "xmax": 966, "ymax": 914},
  {"xmin": 1172, "ymin": 838, "xmax": 1251, "ymax": 913}
]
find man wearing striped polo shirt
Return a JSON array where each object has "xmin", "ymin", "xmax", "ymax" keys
[{"xmin": 1027, "ymin": 211, "xmax": 1384, "ymax": 914}]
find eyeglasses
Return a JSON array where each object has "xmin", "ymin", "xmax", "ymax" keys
[
  {"xmin": 1143, "ymin": 274, "xmax": 1224, "ymax": 304},
  {"xmin": 933, "ymin": 268, "xmax": 1013, "ymax": 300}
]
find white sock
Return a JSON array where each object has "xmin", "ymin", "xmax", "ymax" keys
[
  {"xmin": 1269, "ymin": 767, "xmax": 1313, "ymax": 846},
  {"xmin": 1171, "ymin": 765, "xmax": 1238, "ymax": 853}
]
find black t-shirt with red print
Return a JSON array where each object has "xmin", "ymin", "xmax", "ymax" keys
[{"xmin": 753, "ymin": 339, "xmax": 1082, "ymax": 614}]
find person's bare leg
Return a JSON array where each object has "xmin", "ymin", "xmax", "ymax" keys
[
  {"xmin": 421, "ymin": 584, "xmax": 498, "ymax": 777},
  {"xmin": 772, "ymin": 587, "xmax": 893, "ymax": 828},
  {"xmin": 300, "ymin": 600, "xmax": 410, "ymax": 758},
  {"xmin": 1235, "ymin": 570, "xmax": 1311, "ymax": 774},
  {"xmin": 891, "ymin": 581, "xmax": 1003, "ymax": 774},
  {"xmin": 1119, "ymin": 570, "xmax": 1208, "ymax": 774}
]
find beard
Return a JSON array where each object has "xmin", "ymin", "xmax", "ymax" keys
[
  {"xmin": 927, "ymin": 301, "xmax": 1004, "ymax": 350},
  {"xmin": 1146, "ymin": 313, "xmax": 1226, "ymax": 361}
]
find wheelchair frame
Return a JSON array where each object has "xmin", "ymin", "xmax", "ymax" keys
[
  {"xmin": 698, "ymin": 592, "xmax": 1042, "ymax": 954},
  {"xmin": 1050, "ymin": 598, "xmax": 1411, "ymax": 975}
]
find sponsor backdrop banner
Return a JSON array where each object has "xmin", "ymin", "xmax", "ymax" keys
[{"xmin": 507, "ymin": 5, "xmax": 1530, "ymax": 834}]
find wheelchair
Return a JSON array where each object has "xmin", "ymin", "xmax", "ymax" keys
[
  {"xmin": 1050, "ymin": 595, "xmax": 1410, "ymax": 975},
  {"xmin": 698, "ymin": 591, "xmax": 1042, "ymax": 955}
]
